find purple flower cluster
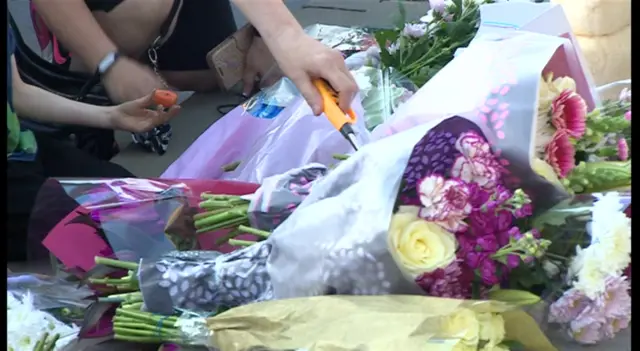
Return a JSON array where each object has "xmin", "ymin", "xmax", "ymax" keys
[
  {"xmin": 549, "ymin": 276, "xmax": 631, "ymax": 344},
  {"xmin": 409, "ymin": 131, "xmax": 536, "ymax": 297}
]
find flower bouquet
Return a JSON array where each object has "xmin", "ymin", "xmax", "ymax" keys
[
  {"xmin": 532, "ymin": 74, "xmax": 631, "ymax": 194},
  {"xmin": 372, "ymin": 0, "xmax": 491, "ymax": 87},
  {"xmin": 514, "ymin": 192, "xmax": 632, "ymax": 345},
  {"xmin": 86, "ymin": 114, "xmax": 566, "ymax": 349},
  {"xmin": 7, "ymin": 273, "xmax": 93, "ymax": 350}
]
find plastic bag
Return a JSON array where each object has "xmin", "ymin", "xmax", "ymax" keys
[
  {"xmin": 351, "ymin": 66, "xmax": 417, "ymax": 130},
  {"xmin": 595, "ymin": 79, "xmax": 631, "ymax": 102},
  {"xmin": 220, "ymin": 78, "xmax": 370, "ymax": 183},
  {"xmin": 8, "ymin": 289, "xmax": 80, "ymax": 351},
  {"xmin": 529, "ymin": 191, "xmax": 631, "ymax": 346},
  {"xmin": 33, "ymin": 178, "xmax": 258, "ymax": 272},
  {"xmin": 247, "ymin": 163, "xmax": 328, "ymax": 231},
  {"xmin": 175, "ymin": 295, "xmax": 556, "ymax": 351},
  {"xmin": 162, "ymin": 78, "xmax": 370, "ymax": 182},
  {"xmin": 265, "ymin": 112, "xmax": 570, "ymax": 299},
  {"xmin": 7, "ymin": 273, "xmax": 94, "ymax": 311}
]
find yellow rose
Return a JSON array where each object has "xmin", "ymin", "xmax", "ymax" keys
[
  {"xmin": 478, "ymin": 313, "xmax": 506, "ymax": 346},
  {"xmin": 531, "ymin": 158, "xmax": 563, "ymax": 187},
  {"xmin": 388, "ymin": 207, "xmax": 457, "ymax": 278},
  {"xmin": 441, "ymin": 308, "xmax": 480, "ymax": 347}
]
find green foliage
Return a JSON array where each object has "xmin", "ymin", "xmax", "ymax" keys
[{"xmin": 373, "ymin": 0, "xmax": 491, "ymax": 87}]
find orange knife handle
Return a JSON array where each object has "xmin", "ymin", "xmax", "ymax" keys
[
  {"xmin": 153, "ymin": 89, "xmax": 178, "ymax": 108},
  {"xmin": 313, "ymin": 79, "xmax": 357, "ymax": 130}
]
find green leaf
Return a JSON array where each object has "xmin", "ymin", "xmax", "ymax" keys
[
  {"xmin": 532, "ymin": 197, "xmax": 593, "ymax": 229},
  {"xmin": 373, "ymin": 29, "xmax": 400, "ymax": 67},
  {"xmin": 394, "ymin": 2, "xmax": 407, "ymax": 28},
  {"xmin": 488, "ymin": 289, "xmax": 541, "ymax": 306}
]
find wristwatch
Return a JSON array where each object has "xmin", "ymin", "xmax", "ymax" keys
[{"xmin": 96, "ymin": 51, "xmax": 121, "ymax": 77}]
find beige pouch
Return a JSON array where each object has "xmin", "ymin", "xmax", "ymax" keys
[
  {"xmin": 575, "ymin": 25, "xmax": 631, "ymax": 87},
  {"xmin": 206, "ymin": 25, "xmax": 255, "ymax": 91},
  {"xmin": 551, "ymin": 0, "xmax": 631, "ymax": 36}
]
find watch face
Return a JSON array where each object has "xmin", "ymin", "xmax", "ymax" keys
[{"xmin": 98, "ymin": 52, "xmax": 117, "ymax": 74}]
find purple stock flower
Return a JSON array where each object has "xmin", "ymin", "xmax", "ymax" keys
[
  {"xmin": 506, "ymin": 255, "xmax": 520, "ymax": 269},
  {"xmin": 480, "ymin": 258, "xmax": 500, "ymax": 286},
  {"xmin": 476, "ymin": 235, "xmax": 498, "ymax": 253}
]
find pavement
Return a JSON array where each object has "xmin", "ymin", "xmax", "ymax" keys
[{"xmin": 7, "ymin": 0, "xmax": 630, "ymax": 350}]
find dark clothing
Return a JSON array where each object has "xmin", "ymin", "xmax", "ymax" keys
[
  {"xmin": 8, "ymin": 133, "xmax": 135, "ymax": 262},
  {"xmin": 85, "ymin": 0, "xmax": 237, "ymax": 71},
  {"xmin": 8, "ymin": 23, "xmax": 134, "ymax": 261}
]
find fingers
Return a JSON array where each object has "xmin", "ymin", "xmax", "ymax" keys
[
  {"xmin": 134, "ymin": 104, "xmax": 180, "ymax": 133},
  {"xmin": 324, "ymin": 69, "xmax": 358, "ymax": 113},
  {"xmin": 132, "ymin": 90, "xmax": 156, "ymax": 108},
  {"xmin": 242, "ymin": 66, "xmax": 258, "ymax": 97},
  {"xmin": 292, "ymin": 74, "xmax": 324, "ymax": 115}
]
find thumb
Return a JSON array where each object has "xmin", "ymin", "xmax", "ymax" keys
[
  {"xmin": 127, "ymin": 90, "xmax": 156, "ymax": 109},
  {"xmin": 292, "ymin": 76, "xmax": 323, "ymax": 115},
  {"xmin": 242, "ymin": 67, "xmax": 258, "ymax": 97},
  {"xmin": 133, "ymin": 89, "xmax": 156, "ymax": 108}
]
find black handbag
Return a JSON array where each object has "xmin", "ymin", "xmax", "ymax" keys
[{"xmin": 10, "ymin": 14, "xmax": 119, "ymax": 161}]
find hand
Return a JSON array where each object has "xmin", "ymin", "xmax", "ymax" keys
[
  {"xmin": 268, "ymin": 30, "xmax": 358, "ymax": 115},
  {"xmin": 102, "ymin": 57, "xmax": 167, "ymax": 104},
  {"xmin": 242, "ymin": 36, "xmax": 277, "ymax": 96},
  {"xmin": 107, "ymin": 91, "xmax": 180, "ymax": 132}
]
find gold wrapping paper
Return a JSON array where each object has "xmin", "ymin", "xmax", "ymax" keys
[{"xmin": 205, "ymin": 295, "xmax": 558, "ymax": 351}]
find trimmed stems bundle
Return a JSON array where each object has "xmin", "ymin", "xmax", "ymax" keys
[
  {"xmin": 194, "ymin": 193, "xmax": 270, "ymax": 246},
  {"xmin": 89, "ymin": 257, "xmax": 183, "ymax": 343}
]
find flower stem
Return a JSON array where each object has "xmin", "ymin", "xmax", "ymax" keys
[
  {"xmin": 237, "ymin": 225, "xmax": 270, "ymax": 239},
  {"xmin": 332, "ymin": 154, "xmax": 350, "ymax": 161},
  {"xmin": 113, "ymin": 334, "xmax": 181, "ymax": 344},
  {"xmin": 193, "ymin": 208, "xmax": 228, "ymax": 221},
  {"xmin": 43, "ymin": 334, "xmax": 59, "ymax": 351},
  {"xmin": 33, "ymin": 332, "xmax": 48, "ymax": 351},
  {"xmin": 195, "ymin": 216, "xmax": 248, "ymax": 234},
  {"xmin": 545, "ymin": 253, "xmax": 568, "ymax": 261},
  {"xmin": 228, "ymin": 239, "xmax": 256, "ymax": 247},
  {"xmin": 95, "ymin": 256, "xmax": 139, "ymax": 271}
]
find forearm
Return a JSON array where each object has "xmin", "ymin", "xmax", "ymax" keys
[
  {"xmin": 232, "ymin": 0, "xmax": 304, "ymax": 44},
  {"xmin": 33, "ymin": 0, "xmax": 117, "ymax": 70},
  {"xmin": 11, "ymin": 58, "xmax": 113, "ymax": 129}
]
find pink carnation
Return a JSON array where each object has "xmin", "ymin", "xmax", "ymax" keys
[
  {"xmin": 551, "ymin": 89, "xmax": 587, "ymax": 139},
  {"xmin": 451, "ymin": 132, "xmax": 502, "ymax": 190},
  {"xmin": 455, "ymin": 131, "xmax": 492, "ymax": 159},
  {"xmin": 550, "ymin": 277, "xmax": 631, "ymax": 344},
  {"xmin": 624, "ymin": 111, "xmax": 631, "ymax": 121},
  {"xmin": 417, "ymin": 175, "xmax": 472, "ymax": 232},
  {"xmin": 451, "ymin": 156, "xmax": 501, "ymax": 190},
  {"xmin": 545, "ymin": 130, "xmax": 575, "ymax": 178}
]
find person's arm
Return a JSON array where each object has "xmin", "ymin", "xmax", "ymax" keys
[
  {"xmin": 231, "ymin": 0, "xmax": 304, "ymax": 46},
  {"xmin": 10, "ymin": 56, "xmax": 113, "ymax": 129},
  {"xmin": 32, "ymin": 0, "xmax": 117, "ymax": 71}
]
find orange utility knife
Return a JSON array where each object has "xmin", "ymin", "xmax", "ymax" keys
[
  {"xmin": 313, "ymin": 79, "xmax": 360, "ymax": 151},
  {"xmin": 153, "ymin": 89, "xmax": 178, "ymax": 109}
]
